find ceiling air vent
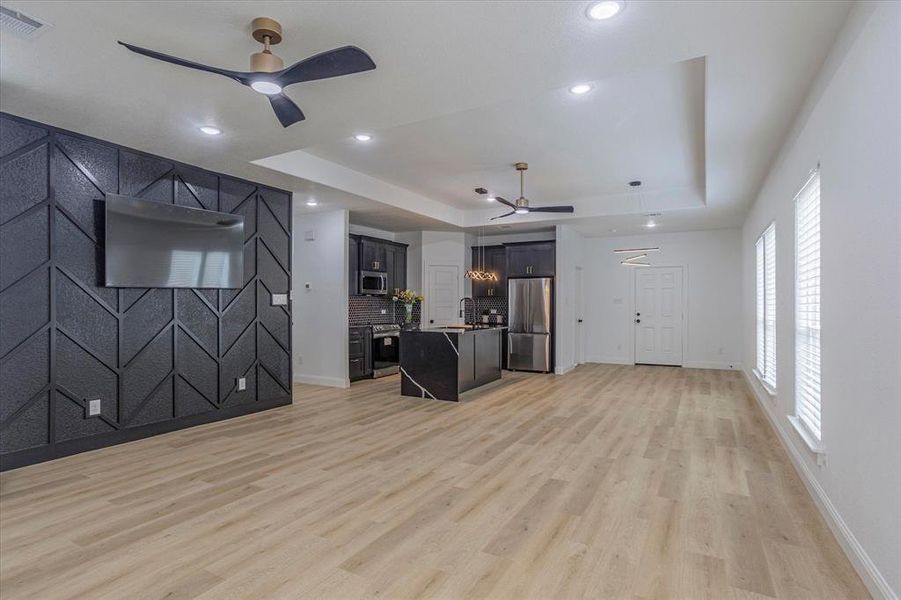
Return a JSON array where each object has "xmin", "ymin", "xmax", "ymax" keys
[{"xmin": 0, "ymin": 6, "xmax": 49, "ymax": 39}]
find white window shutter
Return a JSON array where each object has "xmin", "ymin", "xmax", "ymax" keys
[
  {"xmin": 795, "ymin": 171, "xmax": 821, "ymax": 440},
  {"xmin": 764, "ymin": 224, "xmax": 777, "ymax": 389}
]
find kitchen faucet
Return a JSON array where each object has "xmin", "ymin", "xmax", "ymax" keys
[{"xmin": 459, "ymin": 297, "xmax": 474, "ymax": 323}]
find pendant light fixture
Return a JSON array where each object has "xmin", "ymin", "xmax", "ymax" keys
[
  {"xmin": 465, "ymin": 227, "xmax": 498, "ymax": 281},
  {"xmin": 616, "ymin": 181, "xmax": 659, "ymax": 266}
]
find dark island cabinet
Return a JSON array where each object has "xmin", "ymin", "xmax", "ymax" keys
[
  {"xmin": 470, "ymin": 245, "xmax": 507, "ymax": 297},
  {"xmin": 506, "ymin": 241, "xmax": 555, "ymax": 277}
]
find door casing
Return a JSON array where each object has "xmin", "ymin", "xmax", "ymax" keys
[{"xmin": 631, "ymin": 265, "xmax": 687, "ymax": 366}]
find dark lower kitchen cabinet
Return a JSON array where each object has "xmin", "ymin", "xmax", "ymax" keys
[
  {"xmin": 349, "ymin": 326, "xmax": 372, "ymax": 381},
  {"xmin": 470, "ymin": 245, "xmax": 506, "ymax": 297},
  {"xmin": 349, "ymin": 235, "xmax": 360, "ymax": 295},
  {"xmin": 506, "ymin": 241, "xmax": 555, "ymax": 277}
]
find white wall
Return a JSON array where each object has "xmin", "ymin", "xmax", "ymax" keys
[
  {"xmin": 740, "ymin": 3, "xmax": 900, "ymax": 598},
  {"xmin": 582, "ymin": 229, "xmax": 742, "ymax": 369},
  {"xmin": 555, "ymin": 225, "xmax": 584, "ymax": 374},
  {"xmin": 292, "ymin": 208, "xmax": 350, "ymax": 387}
]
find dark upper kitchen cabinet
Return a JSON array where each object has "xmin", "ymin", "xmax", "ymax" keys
[
  {"xmin": 387, "ymin": 244, "xmax": 407, "ymax": 293},
  {"xmin": 360, "ymin": 238, "xmax": 388, "ymax": 272},
  {"xmin": 349, "ymin": 235, "xmax": 360, "ymax": 295},
  {"xmin": 350, "ymin": 235, "xmax": 407, "ymax": 295},
  {"xmin": 470, "ymin": 245, "xmax": 506, "ymax": 297},
  {"xmin": 506, "ymin": 241, "xmax": 556, "ymax": 277}
]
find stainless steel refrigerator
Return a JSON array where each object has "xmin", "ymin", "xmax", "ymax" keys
[{"xmin": 507, "ymin": 277, "xmax": 553, "ymax": 372}]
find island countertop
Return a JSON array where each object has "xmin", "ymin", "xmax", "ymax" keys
[{"xmin": 399, "ymin": 327, "xmax": 504, "ymax": 401}]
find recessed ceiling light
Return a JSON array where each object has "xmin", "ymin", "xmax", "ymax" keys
[
  {"xmin": 646, "ymin": 220, "xmax": 657, "ymax": 228},
  {"xmin": 198, "ymin": 126, "xmax": 221, "ymax": 136},
  {"xmin": 353, "ymin": 133, "xmax": 372, "ymax": 142},
  {"xmin": 250, "ymin": 80, "xmax": 283, "ymax": 95},
  {"xmin": 587, "ymin": 1, "xmax": 624, "ymax": 20},
  {"xmin": 306, "ymin": 198, "xmax": 318, "ymax": 207},
  {"xmin": 568, "ymin": 83, "xmax": 593, "ymax": 95},
  {"xmin": 486, "ymin": 196, "xmax": 497, "ymax": 202}
]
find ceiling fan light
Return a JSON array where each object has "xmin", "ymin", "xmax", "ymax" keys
[
  {"xmin": 486, "ymin": 196, "xmax": 496, "ymax": 202},
  {"xmin": 514, "ymin": 207, "xmax": 529, "ymax": 215},
  {"xmin": 250, "ymin": 80, "xmax": 283, "ymax": 95}
]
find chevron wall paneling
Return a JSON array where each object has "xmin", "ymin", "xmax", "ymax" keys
[{"xmin": 0, "ymin": 113, "xmax": 292, "ymax": 470}]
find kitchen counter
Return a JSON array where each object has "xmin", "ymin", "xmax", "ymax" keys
[{"xmin": 399, "ymin": 326, "xmax": 504, "ymax": 401}]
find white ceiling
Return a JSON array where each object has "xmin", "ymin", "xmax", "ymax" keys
[{"xmin": 0, "ymin": 1, "xmax": 851, "ymax": 235}]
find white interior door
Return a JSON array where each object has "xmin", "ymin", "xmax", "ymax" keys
[
  {"xmin": 575, "ymin": 267, "xmax": 584, "ymax": 364},
  {"xmin": 634, "ymin": 267, "xmax": 683, "ymax": 366},
  {"xmin": 426, "ymin": 265, "xmax": 459, "ymax": 327}
]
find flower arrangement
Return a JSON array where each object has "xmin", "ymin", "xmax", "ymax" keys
[
  {"xmin": 392, "ymin": 289, "xmax": 424, "ymax": 325},
  {"xmin": 392, "ymin": 289, "xmax": 424, "ymax": 304}
]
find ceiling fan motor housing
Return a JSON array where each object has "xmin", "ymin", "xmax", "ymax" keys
[{"xmin": 251, "ymin": 17, "xmax": 284, "ymax": 72}]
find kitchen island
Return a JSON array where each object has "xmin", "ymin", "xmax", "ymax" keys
[{"xmin": 400, "ymin": 326, "xmax": 505, "ymax": 401}]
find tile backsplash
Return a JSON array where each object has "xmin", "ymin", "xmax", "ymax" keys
[
  {"xmin": 349, "ymin": 296, "xmax": 422, "ymax": 326},
  {"xmin": 349, "ymin": 296, "xmax": 506, "ymax": 327}
]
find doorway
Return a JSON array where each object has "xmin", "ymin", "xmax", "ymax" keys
[
  {"xmin": 634, "ymin": 266, "xmax": 684, "ymax": 366},
  {"xmin": 426, "ymin": 265, "xmax": 459, "ymax": 327}
]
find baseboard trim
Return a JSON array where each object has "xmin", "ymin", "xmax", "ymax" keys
[
  {"xmin": 583, "ymin": 355, "xmax": 633, "ymax": 365},
  {"xmin": 682, "ymin": 361, "xmax": 740, "ymax": 370},
  {"xmin": 554, "ymin": 363, "xmax": 576, "ymax": 376},
  {"xmin": 741, "ymin": 370, "xmax": 897, "ymax": 600},
  {"xmin": 294, "ymin": 374, "xmax": 350, "ymax": 388},
  {"xmin": 0, "ymin": 395, "xmax": 293, "ymax": 472}
]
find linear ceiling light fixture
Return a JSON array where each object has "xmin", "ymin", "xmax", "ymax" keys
[{"xmin": 613, "ymin": 247, "xmax": 660, "ymax": 254}]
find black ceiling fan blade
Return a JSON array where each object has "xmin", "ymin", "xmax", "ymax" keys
[
  {"xmin": 118, "ymin": 41, "xmax": 253, "ymax": 85},
  {"xmin": 268, "ymin": 93, "xmax": 306, "ymax": 127},
  {"xmin": 277, "ymin": 46, "xmax": 376, "ymax": 87},
  {"xmin": 494, "ymin": 196, "xmax": 517, "ymax": 210},
  {"xmin": 490, "ymin": 210, "xmax": 516, "ymax": 221},
  {"xmin": 528, "ymin": 206, "xmax": 575, "ymax": 213}
]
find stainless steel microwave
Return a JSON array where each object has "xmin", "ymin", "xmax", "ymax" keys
[{"xmin": 360, "ymin": 270, "xmax": 388, "ymax": 295}]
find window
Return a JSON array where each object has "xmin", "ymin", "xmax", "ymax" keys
[
  {"xmin": 755, "ymin": 223, "xmax": 776, "ymax": 390},
  {"xmin": 794, "ymin": 170, "xmax": 821, "ymax": 440}
]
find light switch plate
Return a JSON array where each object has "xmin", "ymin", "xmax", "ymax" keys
[
  {"xmin": 490, "ymin": 309, "xmax": 497, "ymax": 314},
  {"xmin": 380, "ymin": 309, "xmax": 387, "ymax": 315},
  {"xmin": 272, "ymin": 293, "xmax": 288, "ymax": 306},
  {"xmin": 87, "ymin": 399, "xmax": 101, "ymax": 417},
  {"xmin": 236, "ymin": 377, "xmax": 246, "ymax": 391}
]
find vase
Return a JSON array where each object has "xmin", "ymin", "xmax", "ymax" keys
[{"xmin": 404, "ymin": 303, "xmax": 414, "ymax": 324}]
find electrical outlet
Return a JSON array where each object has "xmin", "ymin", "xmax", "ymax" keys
[
  {"xmin": 87, "ymin": 399, "xmax": 101, "ymax": 417},
  {"xmin": 271, "ymin": 293, "xmax": 288, "ymax": 306},
  {"xmin": 236, "ymin": 377, "xmax": 246, "ymax": 391}
]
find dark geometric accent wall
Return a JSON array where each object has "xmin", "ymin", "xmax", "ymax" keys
[{"xmin": 0, "ymin": 113, "xmax": 292, "ymax": 470}]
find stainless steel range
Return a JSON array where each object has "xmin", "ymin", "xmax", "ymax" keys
[{"xmin": 371, "ymin": 323, "xmax": 400, "ymax": 378}]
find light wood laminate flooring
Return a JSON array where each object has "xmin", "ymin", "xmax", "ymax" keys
[{"xmin": 0, "ymin": 365, "xmax": 869, "ymax": 599}]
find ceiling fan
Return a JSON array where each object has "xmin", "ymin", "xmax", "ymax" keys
[
  {"xmin": 118, "ymin": 17, "xmax": 376, "ymax": 128},
  {"xmin": 478, "ymin": 163, "xmax": 575, "ymax": 220}
]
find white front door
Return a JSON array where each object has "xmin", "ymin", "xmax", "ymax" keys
[
  {"xmin": 634, "ymin": 267, "xmax": 683, "ymax": 366},
  {"xmin": 426, "ymin": 265, "xmax": 459, "ymax": 327}
]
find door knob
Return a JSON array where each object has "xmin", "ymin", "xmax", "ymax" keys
[{"xmin": 635, "ymin": 319, "xmax": 641, "ymax": 323}]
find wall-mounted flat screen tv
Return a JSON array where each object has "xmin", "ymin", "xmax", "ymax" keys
[{"xmin": 104, "ymin": 195, "xmax": 244, "ymax": 288}]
